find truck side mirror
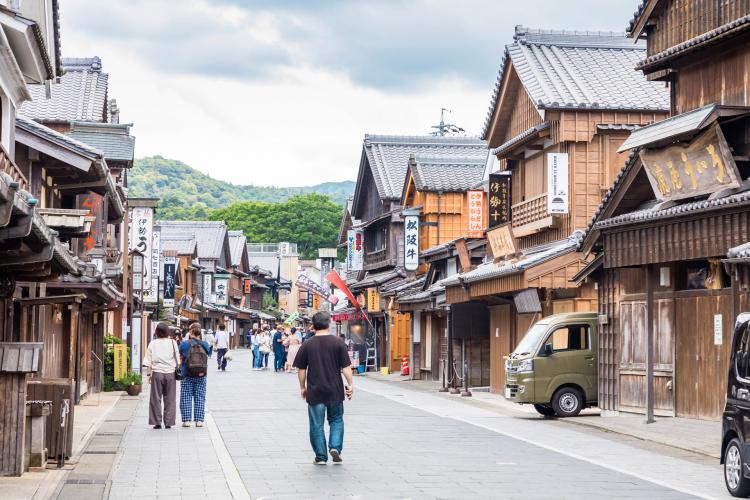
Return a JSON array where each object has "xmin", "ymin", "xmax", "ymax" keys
[{"xmin": 543, "ymin": 344, "xmax": 553, "ymax": 357}]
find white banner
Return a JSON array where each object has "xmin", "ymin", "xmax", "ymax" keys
[
  {"xmin": 130, "ymin": 207, "xmax": 153, "ymax": 289},
  {"xmin": 346, "ymin": 229, "xmax": 364, "ymax": 271},
  {"xmin": 144, "ymin": 230, "xmax": 160, "ymax": 303},
  {"xmin": 214, "ymin": 275, "xmax": 230, "ymax": 306},
  {"xmin": 203, "ymin": 273, "xmax": 213, "ymax": 305},
  {"xmin": 131, "ymin": 315, "xmax": 142, "ymax": 374},
  {"xmin": 547, "ymin": 152, "xmax": 569, "ymax": 214},
  {"xmin": 404, "ymin": 214, "xmax": 419, "ymax": 271}
]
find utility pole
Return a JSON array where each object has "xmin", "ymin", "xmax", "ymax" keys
[{"xmin": 430, "ymin": 108, "xmax": 466, "ymax": 137}]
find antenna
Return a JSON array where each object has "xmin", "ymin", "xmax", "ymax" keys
[{"xmin": 430, "ymin": 108, "xmax": 466, "ymax": 136}]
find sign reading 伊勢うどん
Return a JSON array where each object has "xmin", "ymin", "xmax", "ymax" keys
[{"xmin": 467, "ymin": 191, "xmax": 484, "ymax": 238}]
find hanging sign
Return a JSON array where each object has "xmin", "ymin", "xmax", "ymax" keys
[
  {"xmin": 77, "ymin": 193, "xmax": 105, "ymax": 255},
  {"xmin": 203, "ymin": 273, "xmax": 213, "ymax": 305},
  {"xmin": 487, "ymin": 223, "xmax": 517, "ymax": 260},
  {"xmin": 162, "ymin": 255, "xmax": 176, "ymax": 307},
  {"xmin": 143, "ymin": 230, "xmax": 161, "ymax": 303},
  {"xmin": 547, "ymin": 153, "xmax": 569, "ymax": 214},
  {"xmin": 130, "ymin": 207, "xmax": 153, "ymax": 289},
  {"xmin": 404, "ymin": 213, "xmax": 419, "ymax": 271},
  {"xmin": 488, "ymin": 172, "xmax": 511, "ymax": 228},
  {"xmin": 113, "ymin": 343, "xmax": 127, "ymax": 381},
  {"xmin": 640, "ymin": 124, "xmax": 741, "ymax": 202},
  {"xmin": 312, "ymin": 294, "xmax": 321, "ymax": 310},
  {"xmin": 244, "ymin": 278, "xmax": 252, "ymax": 294},
  {"xmin": 332, "ymin": 312, "xmax": 367, "ymax": 322},
  {"xmin": 296, "ymin": 274, "xmax": 339, "ymax": 305},
  {"xmin": 366, "ymin": 288, "xmax": 381, "ymax": 312},
  {"xmin": 214, "ymin": 274, "xmax": 230, "ymax": 306},
  {"xmin": 347, "ymin": 229, "xmax": 364, "ymax": 271},
  {"xmin": 467, "ymin": 190, "xmax": 484, "ymax": 238}
]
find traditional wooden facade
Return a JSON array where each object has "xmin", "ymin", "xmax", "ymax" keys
[
  {"xmin": 444, "ymin": 26, "xmax": 669, "ymax": 394},
  {"xmin": 582, "ymin": 1, "xmax": 750, "ymax": 420}
]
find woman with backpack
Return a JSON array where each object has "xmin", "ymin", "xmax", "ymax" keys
[{"xmin": 179, "ymin": 322, "xmax": 212, "ymax": 427}]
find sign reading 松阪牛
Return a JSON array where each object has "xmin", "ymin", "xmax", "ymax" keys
[
  {"xmin": 639, "ymin": 124, "xmax": 741, "ymax": 202},
  {"xmin": 404, "ymin": 213, "xmax": 419, "ymax": 271}
]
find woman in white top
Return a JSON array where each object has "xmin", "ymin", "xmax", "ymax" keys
[
  {"xmin": 143, "ymin": 322, "xmax": 180, "ymax": 429},
  {"xmin": 257, "ymin": 330, "xmax": 271, "ymax": 370}
]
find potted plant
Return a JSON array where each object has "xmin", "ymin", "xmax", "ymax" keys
[{"xmin": 121, "ymin": 372, "xmax": 143, "ymax": 396}]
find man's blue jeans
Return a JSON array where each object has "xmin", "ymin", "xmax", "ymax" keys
[
  {"xmin": 307, "ymin": 401, "xmax": 344, "ymax": 462},
  {"xmin": 252, "ymin": 345, "xmax": 260, "ymax": 368},
  {"xmin": 273, "ymin": 349, "xmax": 284, "ymax": 371}
]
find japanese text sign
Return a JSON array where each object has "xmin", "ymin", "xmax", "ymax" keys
[
  {"xmin": 77, "ymin": 193, "xmax": 105, "ymax": 255},
  {"xmin": 488, "ymin": 173, "xmax": 511, "ymax": 228},
  {"xmin": 203, "ymin": 273, "xmax": 213, "ymax": 305},
  {"xmin": 547, "ymin": 153, "xmax": 569, "ymax": 214},
  {"xmin": 486, "ymin": 224, "xmax": 517, "ymax": 260},
  {"xmin": 214, "ymin": 274, "xmax": 230, "ymax": 306},
  {"xmin": 639, "ymin": 125, "xmax": 741, "ymax": 202},
  {"xmin": 162, "ymin": 255, "xmax": 176, "ymax": 307},
  {"xmin": 113, "ymin": 344, "xmax": 127, "ymax": 381},
  {"xmin": 366, "ymin": 288, "xmax": 380, "ymax": 312},
  {"xmin": 467, "ymin": 190, "xmax": 484, "ymax": 238},
  {"xmin": 347, "ymin": 229, "xmax": 364, "ymax": 271},
  {"xmin": 244, "ymin": 278, "xmax": 252, "ymax": 294},
  {"xmin": 404, "ymin": 214, "xmax": 419, "ymax": 271},
  {"xmin": 130, "ymin": 207, "xmax": 153, "ymax": 289},
  {"xmin": 143, "ymin": 230, "xmax": 160, "ymax": 303}
]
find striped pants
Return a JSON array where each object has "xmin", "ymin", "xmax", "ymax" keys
[{"xmin": 180, "ymin": 376, "xmax": 207, "ymax": 422}]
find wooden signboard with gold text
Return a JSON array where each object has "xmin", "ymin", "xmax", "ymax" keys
[
  {"xmin": 487, "ymin": 224, "xmax": 517, "ymax": 260},
  {"xmin": 366, "ymin": 288, "xmax": 380, "ymax": 312},
  {"xmin": 639, "ymin": 124, "xmax": 741, "ymax": 201},
  {"xmin": 113, "ymin": 344, "xmax": 127, "ymax": 381}
]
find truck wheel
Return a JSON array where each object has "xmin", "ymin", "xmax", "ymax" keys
[
  {"xmin": 551, "ymin": 387, "xmax": 583, "ymax": 417},
  {"xmin": 533, "ymin": 404, "xmax": 556, "ymax": 417},
  {"xmin": 725, "ymin": 438, "xmax": 750, "ymax": 497}
]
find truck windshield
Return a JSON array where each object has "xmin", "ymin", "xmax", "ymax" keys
[{"xmin": 513, "ymin": 322, "xmax": 548, "ymax": 356}]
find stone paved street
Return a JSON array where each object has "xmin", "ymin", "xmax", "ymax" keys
[{"xmin": 101, "ymin": 348, "xmax": 735, "ymax": 499}]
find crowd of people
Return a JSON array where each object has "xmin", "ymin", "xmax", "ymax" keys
[{"xmin": 248, "ymin": 325, "xmax": 311, "ymax": 372}]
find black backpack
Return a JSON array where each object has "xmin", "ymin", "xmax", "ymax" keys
[{"xmin": 186, "ymin": 340, "xmax": 208, "ymax": 377}]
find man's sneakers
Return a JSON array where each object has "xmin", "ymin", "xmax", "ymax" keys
[
  {"xmin": 313, "ymin": 458, "xmax": 327, "ymax": 465},
  {"xmin": 196, "ymin": 421, "xmax": 204, "ymax": 427},
  {"xmin": 329, "ymin": 449, "xmax": 343, "ymax": 464},
  {"xmin": 182, "ymin": 422, "xmax": 191, "ymax": 428}
]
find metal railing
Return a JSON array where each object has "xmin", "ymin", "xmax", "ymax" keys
[{"xmin": 247, "ymin": 242, "xmax": 298, "ymax": 254}]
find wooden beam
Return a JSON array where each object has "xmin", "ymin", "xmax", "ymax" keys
[
  {"xmin": 645, "ymin": 264, "xmax": 655, "ymax": 424},
  {"xmin": 56, "ymin": 180, "xmax": 106, "ymax": 191}
]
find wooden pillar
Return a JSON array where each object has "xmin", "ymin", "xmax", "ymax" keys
[{"xmin": 645, "ymin": 264, "xmax": 655, "ymax": 424}]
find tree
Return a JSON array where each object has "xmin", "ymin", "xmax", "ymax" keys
[{"xmin": 210, "ymin": 194, "xmax": 342, "ymax": 259}]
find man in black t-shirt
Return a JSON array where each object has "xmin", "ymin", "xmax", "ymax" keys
[{"xmin": 293, "ymin": 311, "xmax": 353, "ymax": 465}]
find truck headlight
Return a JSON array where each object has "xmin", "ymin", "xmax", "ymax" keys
[{"xmin": 517, "ymin": 359, "xmax": 533, "ymax": 373}]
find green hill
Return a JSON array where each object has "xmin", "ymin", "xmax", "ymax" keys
[{"xmin": 128, "ymin": 156, "xmax": 355, "ymax": 220}]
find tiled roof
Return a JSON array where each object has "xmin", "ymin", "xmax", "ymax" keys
[
  {"xmin": 617, "ymin": 104, "xmax": 716, "ymax": 152},
  {"xmin": 362, "ymin": 135, "xmax": 487, "ymax": 200},
  {"xmin": 480, "ymin": 26, "xmax": 669, "ymax": 139},
  {"xmin": 21, "ymin": 56, "xmax": 108, "ymax": 123},
  {"xmin": 67, "ymin": 121, "xmax": 135, "ymax": 163},
  {"xmin": 16, "ymin": 115, "xmax": 103, "ymax": 159},
  {"xmin": 158, "ymin": 221, "xmax": 228, "ymax": 260},
  {"xmin": 410, "ymin": 155, "xmax": 486, "ymax": 192},
  {"xmin": 160, "ymin": 237, "xmax": 197, "ymax": 255},
  {"xmin": 444, "ymin": 231, "xmax": 584, "ymax": 286},
  {"xmin": 728, "ymin": 242, "xmax": 750, "ymax": 259},
  {"xmin": 228, "ymin": 230, "xmax": 247, "ymax": 267},
  {"xmin": 491, "ymin": 122, "xmax": 550, "ymax": 157},
  {"xmin": 596, "ymin": 189, "xmax": 750, "ymax": 229},
  {"xmin": 627, "ymin": 0, "xmax": 650, "ymax": 35}
]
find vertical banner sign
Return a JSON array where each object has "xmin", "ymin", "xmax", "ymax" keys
[
  {"xmin": 77, "ymin": 193, "xmax": 105, "ymax": 255},
  {"xmin": 367, "ymin": 288, "xmax": 381, "ymax": 312},
  {"xmin": 312, "ymin": 293, "xmax": 321, "ymax": 310},
  {"xmin": 244, "ymin": 278, "xmax": 252, "ymax": 294},
  {"xmin": 162, "ymin": 255, "xmax": 176, "ymax": 307},
  {"xmin": 467, "ymin": 190, "xmax": 484, "ymax": 238},
  {"xmin": 113, "ymin": 343, "xmax": 127, "ymax": 381},
  {"xmin": 214, "ymin": 275, "xmax": 229, "ymax": 306},
  {"xmin": 488, "ymin": 173, "xmax": 511, "ymax": 229},
  {"xmin": 547, "ymin": 153, "xmax": 569, "ymax": 214},
  {"xmin": 347, "ymin": 229, "xmax": 364, "ymax": 271},
  {"xmin": 144, "ymin": 230, "xmax": 161, "ymax": 303},
  {"xmin": 131, "ymin": 315, "xmax": 142, "ymax": 374},
  {"xmin": 404, "ymin": 214, "xmax": 419, "ymax": 271},
  {"xmin": 203, "ymin": 273, "xmax": 213, "ymax": 305},
  {"xmin": 127, "ymin": 208, "xmax": 132, "ymax": 253},
  {"xmin": 130, "ymin": 207, "xmax": 153, "ymax": 289},
  {"xmin": 306, "ymin": 291, "xmax": 313, "ymax": 308}
]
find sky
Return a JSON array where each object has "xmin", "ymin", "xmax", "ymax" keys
[{"xmin": 60, "ymin": 0, "xmax": 642, "ymax": 187}]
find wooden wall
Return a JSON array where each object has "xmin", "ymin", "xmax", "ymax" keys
[
  {"xmin": 490, "ymin": 305, "xmax": 513, "ymax": 393},
  {"xmin": 0, "ymin": 373, "xmax": 27, "ymax": 476},
  {"xmin": 645, "ymin": 0, "xmax": 750, "ymax": 57}
]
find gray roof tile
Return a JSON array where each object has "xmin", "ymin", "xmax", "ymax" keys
[
  {"xmin": 21, "ymin": 56, "xmax": 109, "ymax": 123},
  {"xmin": 67, "ymin": 121, "xmax": 135, "ymax": 162},
  {"xmin": 16, "ymin": 115, "xmax": 103, "ymax": 159},
  {"xmin": 481, "ymin": 26, "xmax": 669, "ymax": 139},
  {"xmin": 363, "ymin": 135, "xmax": 487, "ymax": 200},
  {"xmin": 160, "ymin": 237, "xmax": 197, "ymax": 255},
  {"xmin": 729, "ymin": 242, "xmax": 750, "ymax": 259},
  {"xmin": 158, "ymin": 221, "xmax": 228, "ymax": 260},
  {"xmin": 228, "ymin": 230, "xmax": 247, "ymax": 267},
  {"xmin": 410, "ymin": 155, "xmax": 486, "ymax": 192}
]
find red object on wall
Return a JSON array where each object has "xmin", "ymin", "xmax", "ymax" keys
[{"xmin": 325, "ymin": 270, "xmax": 360, "ymax": 311}]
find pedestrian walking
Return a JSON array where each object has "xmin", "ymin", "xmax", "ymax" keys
[
  {"xmin": 204, "ymin": 329, "xmax": 215, "ymax": 358},
  {"xmin": 293, "ymin": 311, "xmax": 354, "ymax": 465},
  {"xmin": 179, "ymin": 322, "xmax": 212, "ymax": 427},
  {"xmin": 143, "ymin": 322, "xmax": 179, "ymax": 429},
  {"xmin": 285, "ymin": 327, "xmax": 301, "ymax": 372},
  {"xmin": 215, "ymin": 324, "xmax": 230, "ymax": 371},
  {"xmin": 258, "ymin": 329, "xmax": 271, "ymax": 370},
  {"xmin": 250, "ymin": 328, "xmax": 259, "ymax": 368},
  {"xmin": 272, "ymin": 327, "xmax": 285, "ymax": 372}
]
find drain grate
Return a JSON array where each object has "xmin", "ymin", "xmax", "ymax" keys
[
  {"xmin": 65, "ymin": 479, "xmax": 106, "ymax": 484},
  {"xmin": 83, "ymin": 450, "xmax": 117, "ymax": 454},
  {"xmin": 95, "ymin": 432, "xmax": 122, "ymax": 436}
]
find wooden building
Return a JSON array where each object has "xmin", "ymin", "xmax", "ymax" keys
[
  {"xmin": 582, "ymin": 1, "xmax": 750, "ymax": 420},
  {"xmin": 346, "ymin": 134, "xmax": 486, "ymax": 371},
  {"xmin": 444, "ymin": 26, "xmax": 669, "ymax": 394}
]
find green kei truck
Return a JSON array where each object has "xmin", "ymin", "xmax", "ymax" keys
[{"xmin": 504, "ymin": 312, "xmax": 598, "ymax": 417}]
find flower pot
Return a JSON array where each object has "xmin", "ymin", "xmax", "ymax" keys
[{"xmin": 126, "ymin": 384, "xmax": 142, "ymax": 396}]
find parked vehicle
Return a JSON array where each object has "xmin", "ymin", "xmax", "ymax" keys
[
  {"xmin": 504, "ymin": 312, "xmax": 598, "ymax": 417},
  {"xmin": 721, "ymin": 313, "xmax": 750, "ymax": 497}
]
